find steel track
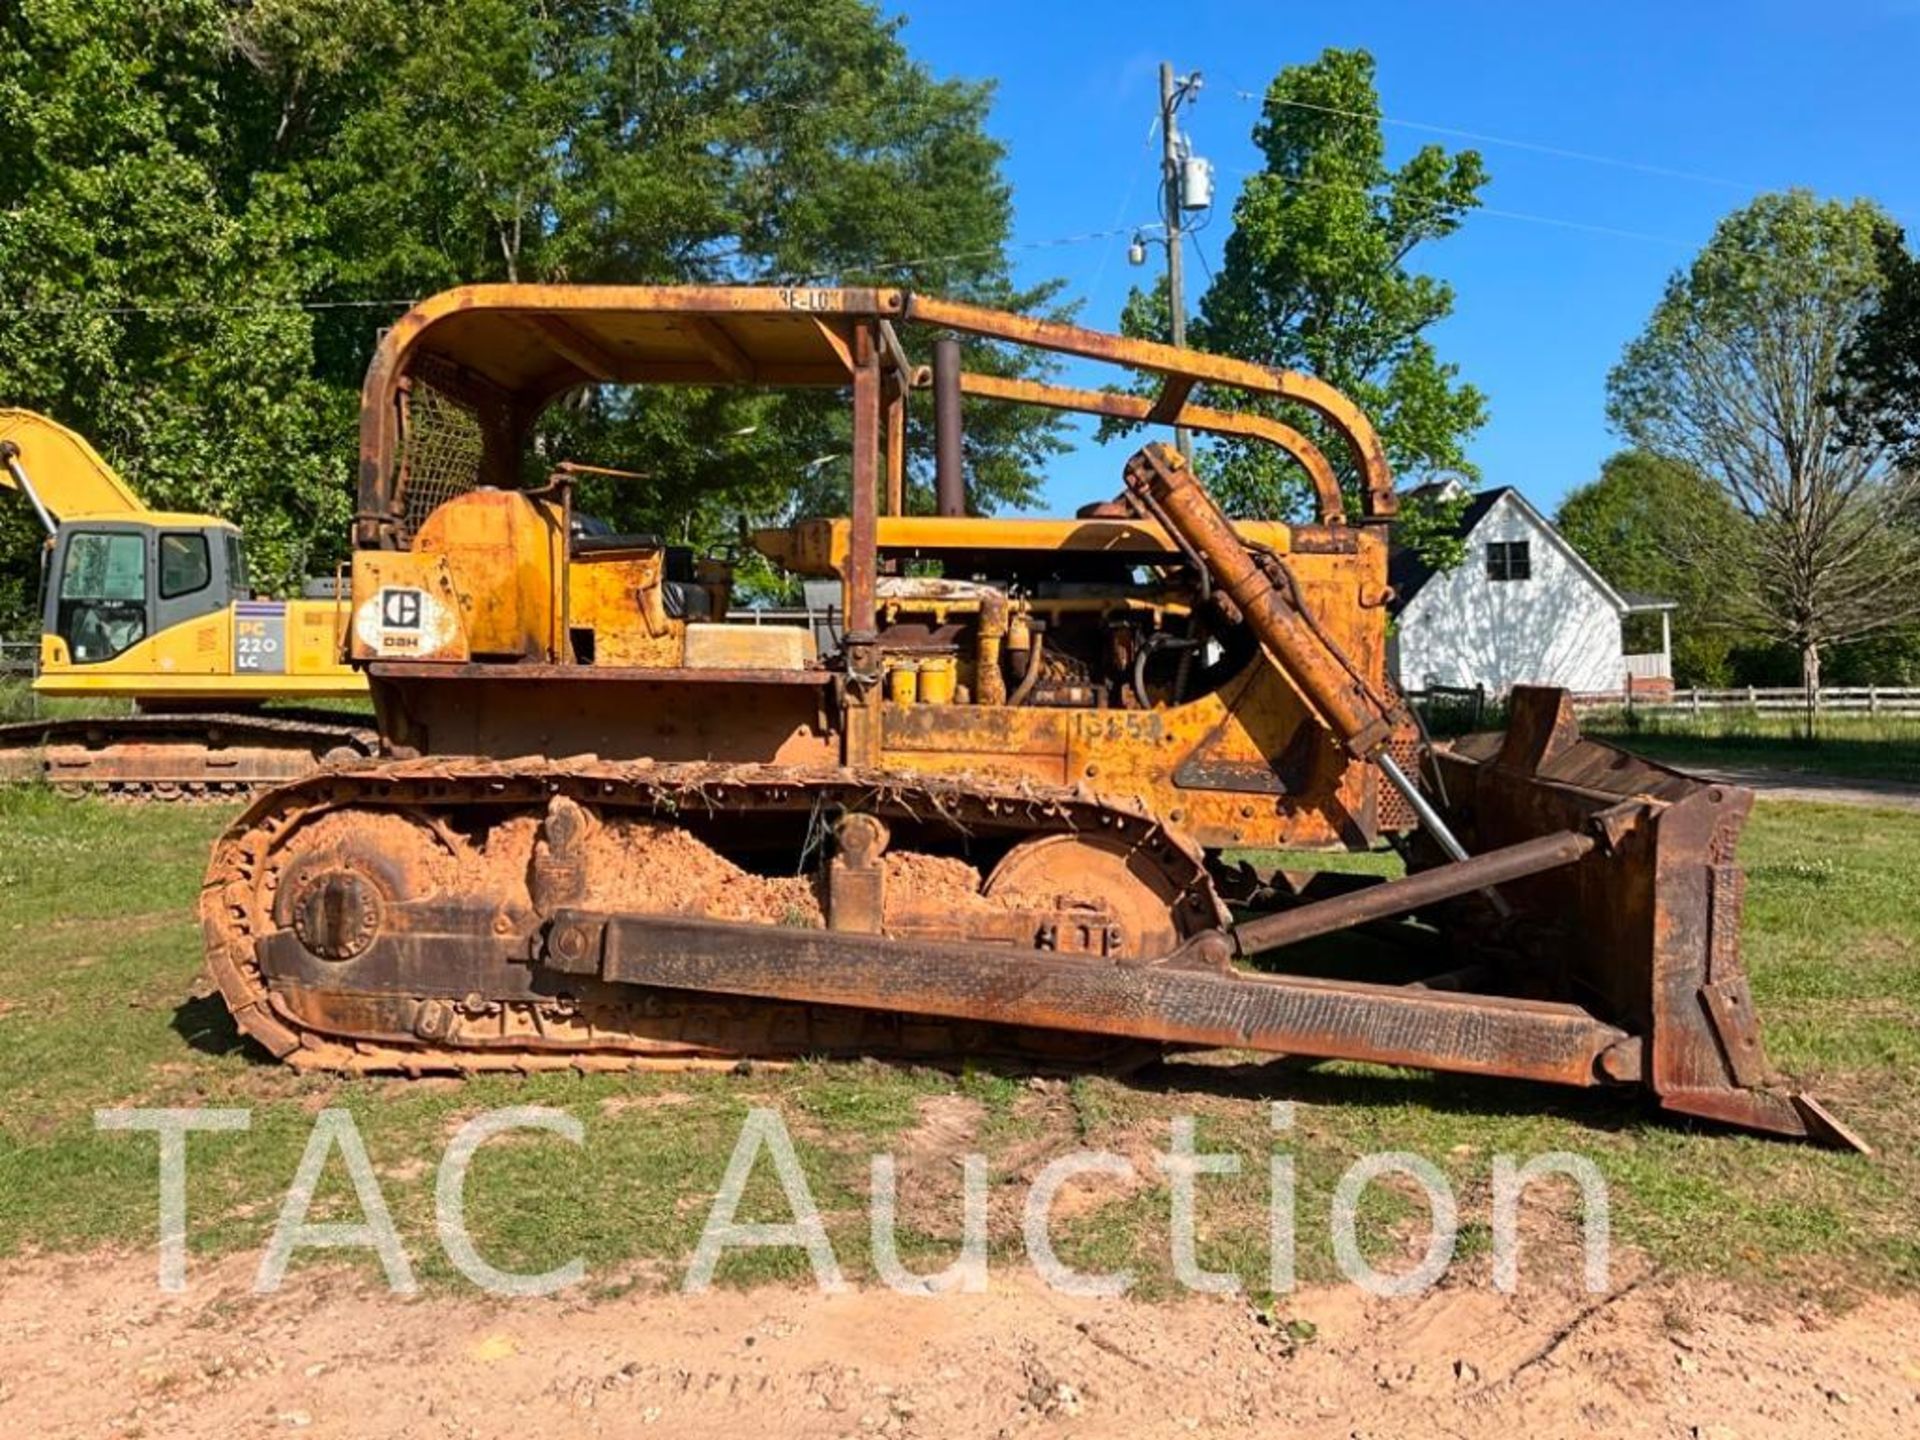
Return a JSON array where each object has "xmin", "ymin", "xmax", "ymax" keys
[
  {"xmin": 200, "ymin": 756, "xmax": 1225, "ymax": 1074},
  {"xmin": 0, "ymin": 710, "xmax": 377, "ymax": 800}
]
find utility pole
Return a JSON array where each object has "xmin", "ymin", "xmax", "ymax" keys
[
  {"xmin": 1133, "ymin": 64, "xmax": 1209, "ymax": 457},
  {"xmin": 1157, "ymin": 61, "xmax": 1204, "ymax": 458},
  {"xmin": 1159, "ymin": 61, "xmax": 1189, "ymax": 457}
]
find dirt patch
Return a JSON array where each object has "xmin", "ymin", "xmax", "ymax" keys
[
  {"xmin": 284, "ymin": 811, "xmax": 464, "ymax": 893},
  {"xmin": 884, "ymin": 852, "xmax": 997, "ymax": 915},
  {"xmin": 0, "ymin": 1251, "xmax": 1914, "ymax": 1439},
  {"xmin": 582, "ymin": 817, "xmax": 823, "ymax": 926},
  {"xmin": 889, "ymin": 1093, "xmax": 989, "ymax": 1234},
  {"xmin": 598, "ymin": 1090, "xmax": 694, "ymax": 1118},
  {"xmin": 1695, "ymin": 766, "xmax": 1920, "ymax": 813}
]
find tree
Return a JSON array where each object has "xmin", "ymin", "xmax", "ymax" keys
[
  {"xmin": 250, "ymin": 0, "xmax": 1070, "ymax": 543},
  {"xmin": 0, "ymin": 1, "xmax": 351, "ymax": 606},
  {"xmin": 1832, "ymin": 225, "xmax": 1920, "ymax": 469},
  {"xmin": 1108, "ymin": 49, "xmax": 1489, "ymax": 525},
  {"xmin": 1556, "ymin": 451, "xmax": 1752, "ymax": 686},
  {"xmin": 0, "ymin": 1, "xmax": 1063, "ymax": 627},
  {"xmin": 1607, "ymin": 191, "xmax": 1917, "ymax": 690}
]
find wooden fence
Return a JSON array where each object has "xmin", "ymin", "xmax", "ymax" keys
[
  {"xmin": 0, "ymin": 640, "xmax": 35, "ymax": 678},
  {"xmin": 1571, "ymin": 686, "xmax": 1920, "ymax": 716}
]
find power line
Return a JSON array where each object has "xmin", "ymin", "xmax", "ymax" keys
[
  {"xmin": 0, "ymin": 171, "xmax": 1699, "ymax": 326},
  {"xmin": 0, "ymin": 295, "xmax": 422, "ymax": 318},
  {"xmin": 1083, "ymin": 99, "xmax": 1166, "ymax": 304},
  {"xmin": 0, "ymin": 224, "xmax": 1162, "ymax": 319},
  {"xmin": 1228, "ymin": 166, "xmax": 1695, "ymax": 248},
  {"xmin": 1227, "ymin": 88, "xmax": 1755, "ymax": 193},
  {"xmin": 864, "ymin": 223, "xmax": 1147, "ymax": 275}
]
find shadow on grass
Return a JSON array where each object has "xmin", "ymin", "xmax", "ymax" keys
[
  {"xmin": 170, "ymin": 991, "xmax": 278, "ymax": 1063},
  {"xmin": 1123, "ymin": 1052, "xmax": 1659, "ymax": 1140},
  {"xmin": 1587, "ymin": 727, "xmax": 1920, "ymax": 784}
]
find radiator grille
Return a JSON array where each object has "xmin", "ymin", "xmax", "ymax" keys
[{"xmin": 1378, "ymin": 733, "xmax": 1424, "ymax": 832}]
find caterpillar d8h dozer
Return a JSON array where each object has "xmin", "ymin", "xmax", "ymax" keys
[
  {"xmin": 199, "ymin": 285, "xmax": 1860, "ymax": 1149},
  {"xmin": 0, "ymin": 409, "xmax": 374, "ymax": 797}
]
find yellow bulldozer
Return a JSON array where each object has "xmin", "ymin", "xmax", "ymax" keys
[
  {"xmin": 198, "ymin": 285, "xmax": 1859, "ymax": 1148},
  {"xmin": 0, "ymin": 409, "xmax": 373, "ymax": 795}
]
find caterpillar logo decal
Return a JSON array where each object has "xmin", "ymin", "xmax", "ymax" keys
[{"xmin": 354, "ymin": 586, "xmax": 457, "ymax": 657}]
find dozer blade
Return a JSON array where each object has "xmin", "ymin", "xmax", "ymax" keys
[
  {"xmin": 1116, "ymin": 442, "xmax": 1854, "ymax": 1148},
  {"xmin": 1425, "ymin": 686, "xmax": 1864, "ymax": 1152}
]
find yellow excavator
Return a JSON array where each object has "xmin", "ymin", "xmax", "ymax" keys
[{"xmin": 0, "ymin": 409, "xmax": 373, "ymax": 796}]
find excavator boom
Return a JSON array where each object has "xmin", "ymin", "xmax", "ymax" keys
[{"xmin": 0, "ymin": 409, "xmax": 150, "ymax": 525}]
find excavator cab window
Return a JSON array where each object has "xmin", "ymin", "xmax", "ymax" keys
[
  {"xmin": 224, "ymin": 531, "xmax": 248, "ymax": 597},
  {"xmin": 56, "ymin": 529, "xmax": 147, "ymax": 663},
  {"xmin": 159, "ymin": 532, "xmax": 211, "ymax": 599}
]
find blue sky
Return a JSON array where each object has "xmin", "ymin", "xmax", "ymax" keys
[{"xmin": 887, "ymin": 0, "xmax": 1920, "ymax": 517}]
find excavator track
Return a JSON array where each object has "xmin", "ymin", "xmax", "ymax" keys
[
  {"xmin": 200, "ymin": 757, "xmax": 1227, "ymax": 1074},
  {"xmin": 0, "ymin": 709, "xmax": 377, "ymax": 800}
]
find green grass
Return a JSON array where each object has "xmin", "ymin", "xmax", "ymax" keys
[
  {"xmin": 0, "ymin": 675, "xmax": 373, "ymax": 724},
  {"xmin": 0, "ymin": 787, "xmax": 1913, "ymax": 1300},
  {"xmin": 0, "ymin": 676, "xmax": 128, "ymax": 723},
  {"xmin": 1582, "ymin": 709, "xmax": 1920, "ymax": 784}
]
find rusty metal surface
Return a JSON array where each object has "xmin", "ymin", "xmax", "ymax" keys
[
  {"xmin": 369, "ymin": 670, "xmax": 836, "ymax": 767},
  {"xmin": 546, "ymin": 909, "xmax": 1633, "ymax": 1089},
  {"xmin": 958, "ymin": 371, "xmax": 1349, "ymax": 526},
  {"xmin": 841, "ymin": 333, "xmax": 884, "ymax": 775},
  {"xmin": 366, "ymin": 661, "xmax": 832, "ymax": 686},
  {"xmin": 0, "ymin": 710, "xmax": 375, "ymax": 798},
  {"xmin": 199, "ymin": 756, "xmax": 1224, "ymax": 1073},
  {"xmin": 356, "ymin": 284, "xmax": 1397, "ymax": 549},
  {"xmin": 1124, "ymin": 441, "xmax": 1402, "ymax": 757},
  {"xmin": 1230, "ymin": 827, "xmax": 1595, "ymax": 957},
  {"xmin": 235, "ymin": 284, "xmax": 1857, "ymax": 1149},
  {"xmin": 933, "ymin": 336, "xmax": 966, "ymax": 517},
  {"xmin": 1428, "ymin": 688, "xmax": 1862, "ymax": 1150},
  {"xmin": 904, "ymin": 293, "xmax": 1399, "ymax": 521}
]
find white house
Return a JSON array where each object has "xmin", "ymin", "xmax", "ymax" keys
[{"xmin": 1389, "ymin": 481, "xmax": 1674, "ymax": 697}]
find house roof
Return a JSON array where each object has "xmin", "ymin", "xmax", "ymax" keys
[
  {"xmin": 1389, "ymin": 485, "xmax": 1672, "ymax": 615},
  {"xmin": 1618, "ymin": 589, "xmax": 1679, "ymax": 613}
]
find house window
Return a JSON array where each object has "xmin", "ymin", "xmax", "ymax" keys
[{"xmin": 1486, "ymin": 540, "xmax": 1531, "ymax": 582}]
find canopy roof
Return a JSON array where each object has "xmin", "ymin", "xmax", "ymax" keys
[
  {"xmin": 356, "ymin": 285, "xmax": 1400, "ymax": 546},
  {"xmin": 377, "ymin": 286, "xmax": 902, "ymax": 399}
]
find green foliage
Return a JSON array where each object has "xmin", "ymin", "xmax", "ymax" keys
[
  {"xmin": 1606, "ymin": 191, "xmax": 1916, "ymax": 687},
  {"xmin": 1387, "ymin": 485, "xmax": 1470, "ymax": 573},
  {"xmin": 1832, "ymin": 225, "xmax": 1920, "ymax": 469},
  {"xmin": 1556, "ymin": 451, "xmax": 1752, "ymax": 686},
  {"xmin": 0, "ymin": 0, "xmax": 1063, "ymax": 630},
  {"xmin": 1112, "ymin": 49, "xmax": 1488, "ymax": 540},
  {"xmin": 1826, "ymin": 627, "xmax": 1920, "ymax": 686},
  {"xmin": 0, "ymin": 0, "xmax": 353, "ymax": 622}
]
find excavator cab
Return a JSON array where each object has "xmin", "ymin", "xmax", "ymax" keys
[{"xmin": 44, "ymin": 518, "xmax": 243, "ymax": 666}]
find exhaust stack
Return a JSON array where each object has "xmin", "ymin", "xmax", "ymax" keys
[{"xmin": 933, "ymin": 337, "xmax": 966, "ymax": 517}]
